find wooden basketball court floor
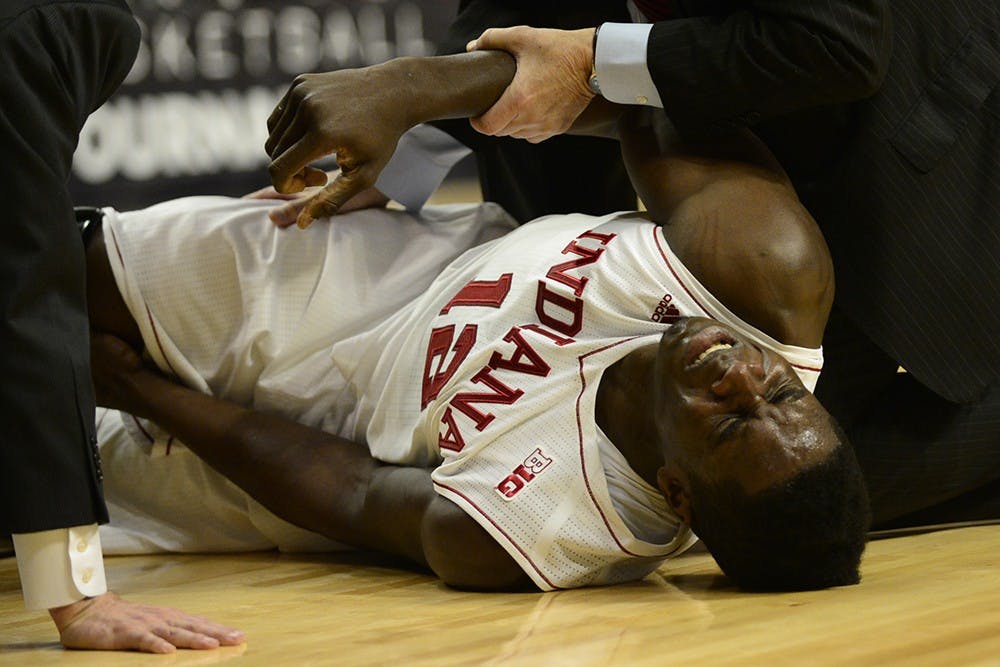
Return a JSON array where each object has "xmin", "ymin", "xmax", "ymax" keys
[{"xmin": 1, "ymin": 524, "xmax": 997, "ymax": 666}]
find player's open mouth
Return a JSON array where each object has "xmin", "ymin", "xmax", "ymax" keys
[
  {"xmin": 695, "ymin": 342, "xmax": 733, "ymax": 363},
  {"xmin": 685, "ymin": 328, "xmax": 737, "ymax": 367}
]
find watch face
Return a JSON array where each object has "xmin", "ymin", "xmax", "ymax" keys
[{"xmin": 589, "ymin": 72, "xmax": 601, "ymax": 95}]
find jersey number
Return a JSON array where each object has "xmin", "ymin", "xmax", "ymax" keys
[{"xmin": 421, "ymin": 275, "xmax": 513, "ymax": 408}]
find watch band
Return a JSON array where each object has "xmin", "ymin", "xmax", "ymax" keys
[{"xmin": 588, "ymin": 24, "xmax": 603, "ymax": 95}]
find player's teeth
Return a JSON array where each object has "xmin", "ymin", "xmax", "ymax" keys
[{"xmin": 696, "ymin": 342, "xmax": 732, "ymax": 363}]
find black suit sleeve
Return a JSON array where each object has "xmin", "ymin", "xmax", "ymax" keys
[
  {"xmin": 649, "ymin": 1, "xmax": 892, "ymax": 135},
  {"xmin": 438, "ymin": 0, "xmax": 630, "ymax": 57},
  {"xmin": 0, "ymin": 0, "xmax": 139, "ymax": 533}
]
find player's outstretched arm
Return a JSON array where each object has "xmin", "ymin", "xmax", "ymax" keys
[
  {"xmin": 265, "ymin": 51, "xmax": 515, "ymax": 227},
  {"xmin": 90, "ymin": 334, "xmax": 530, "ymax": 592}
]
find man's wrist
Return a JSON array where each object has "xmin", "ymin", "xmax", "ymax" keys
[
  {"xmin": 373, "ymin": 58, "xmax": 425, "ymax": 129},
  {"xmin": 49, "ymin": 595, "xmax": 94, "ymax": 622}
]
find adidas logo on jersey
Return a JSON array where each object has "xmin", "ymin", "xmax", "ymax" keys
[
  {"xmin": 496, "ymin": 448, "xmax": 554, "ymax": 500},
  {"xmin": 651, "ymin": 292, "xmax": 681, "ymax": 323}
]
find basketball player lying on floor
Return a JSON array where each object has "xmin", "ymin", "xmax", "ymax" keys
[{"xmin": 87, "ymin": 50, "xmax": 869, "ymax": 593}]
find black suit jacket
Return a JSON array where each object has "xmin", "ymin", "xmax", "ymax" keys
[
  {"xmin": 760, "ymin": 0, "xmax": 999, "ymax": 403},
  {"xmin": 0, "ymin": 0, "xmax": 139, "ymax": 533}
]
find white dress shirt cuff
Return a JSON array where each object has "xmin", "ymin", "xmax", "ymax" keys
[
  {"xmin": 375, "ymin": 124, "xmax": 472, "ymax": 211},
  {"xmin": 12, "ymin": 525, "xmax": 108, "ymax": 610},
  {"xmin": 594, "ymin": 23, "xmax": 664, "ymax": 108}
]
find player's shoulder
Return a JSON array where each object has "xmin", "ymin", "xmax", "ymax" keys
[{"xmin": 665, "ymin": 175, "xmax": 834, "ymax": 346}]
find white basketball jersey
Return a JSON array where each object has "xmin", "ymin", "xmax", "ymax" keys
[
  {"xmin": 103, "ymin": 197, "xmax": 823, "ymax": 590},
  {"xmin": 357, "ymin": 213, "xmax": 823, "ymax": 589}
]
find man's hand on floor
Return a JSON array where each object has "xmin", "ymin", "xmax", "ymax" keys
[{"xmin": 49, "ymin": 592, "xmax": 244, "ymax": 653}]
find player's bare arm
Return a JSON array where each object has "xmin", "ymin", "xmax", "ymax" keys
[
  {"xmin": 617, "ymin": 110, "xmax": 834, "ymax": 347},
  {"xmin": 561, "ymin": 102, "xmax": 834, "ymax": 347},
  {"xmin": 266, "ymin": 50, "xmax": 515, "ymax": 227}
]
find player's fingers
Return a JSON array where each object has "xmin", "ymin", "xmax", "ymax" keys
[
  {"xmin": 266, "ymin": 77, "xmax": 307, "ymax": 153},
  {"xmin": 269, "ymin": 199, "xmax": 306, "ymax": 227},
  {"xmin": 267, "ymin": 79, "xmax": 299, "ymax": 132},
  {"xmin": 269, "ymin": 138, "xmax": 325, "ymax": 193},
  {"xmin": 337, "ymin": 185, "xmax": 390, "ymax": 213},
  {"xmin": 281, "ymin": 167, "xmax": 326, "ymax": 199},
  {"xmin": 302, "ymin": 166, "xmax": 327, "ymax": 187},
  {"xmin": 268, "ymin": 107, "xmax": 317, "ymax": 165},
  {"xmin": 265, "ymin": 100, "xmax": 294, "ymax": 157},
  {"xmin": 296, "ymin": 187, "xmax": 344, "ymax": 229},
  {"xmin": 282, "ymin": 167, "xmax": 326, "ymax": 194},
  {"xmin": 246, "ymin": 187, "xmax": 298, "ymax": 201},
  {"xmin": 296, "ymin": 172, "xmax": 368, "ymax": 228},
  {"xmin": 266, "ymin": 102, "xmax": 287, "ymax": 141}
]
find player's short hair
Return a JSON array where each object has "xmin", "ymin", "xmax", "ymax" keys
[{"xmin": 686, "ymin": 419, "xmax": 870, "ymax": 591}]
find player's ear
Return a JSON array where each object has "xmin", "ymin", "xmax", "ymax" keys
[{"xmin": 657, "ymin": 463, "xmax": 693, "ymax": 525}]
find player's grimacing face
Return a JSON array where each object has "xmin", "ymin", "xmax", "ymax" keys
[{"xmin": 653, "ymin": 317, "xmax": 836, "ymax": 494}]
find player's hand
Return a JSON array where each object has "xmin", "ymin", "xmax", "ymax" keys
[
  {"xmin": 90, "ymin": 332, "xmax": 153, "ymax": 413},
  {"xmin": 244, "ymin": 173, "xmax": 390, "ymax": 228},
  {"xmin": 49, "ymin": 591, "xmax": 244, "ymax": 653},
  {"xmin": 265, "ymin": 67, "xmax": 409, "ymax": 228},
  {"xmin": 466, "ymin": 26, "xmax": 596, "ymax": 143}
]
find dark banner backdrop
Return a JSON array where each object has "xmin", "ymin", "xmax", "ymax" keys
[{"xmin": 70, "ymin": 0, "xmax": 459, "ymax": 210}]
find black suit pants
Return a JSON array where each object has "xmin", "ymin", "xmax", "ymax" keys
[{"xmin": 816, "ymin": 307, "xmax": 1000, "ymax": 528}]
